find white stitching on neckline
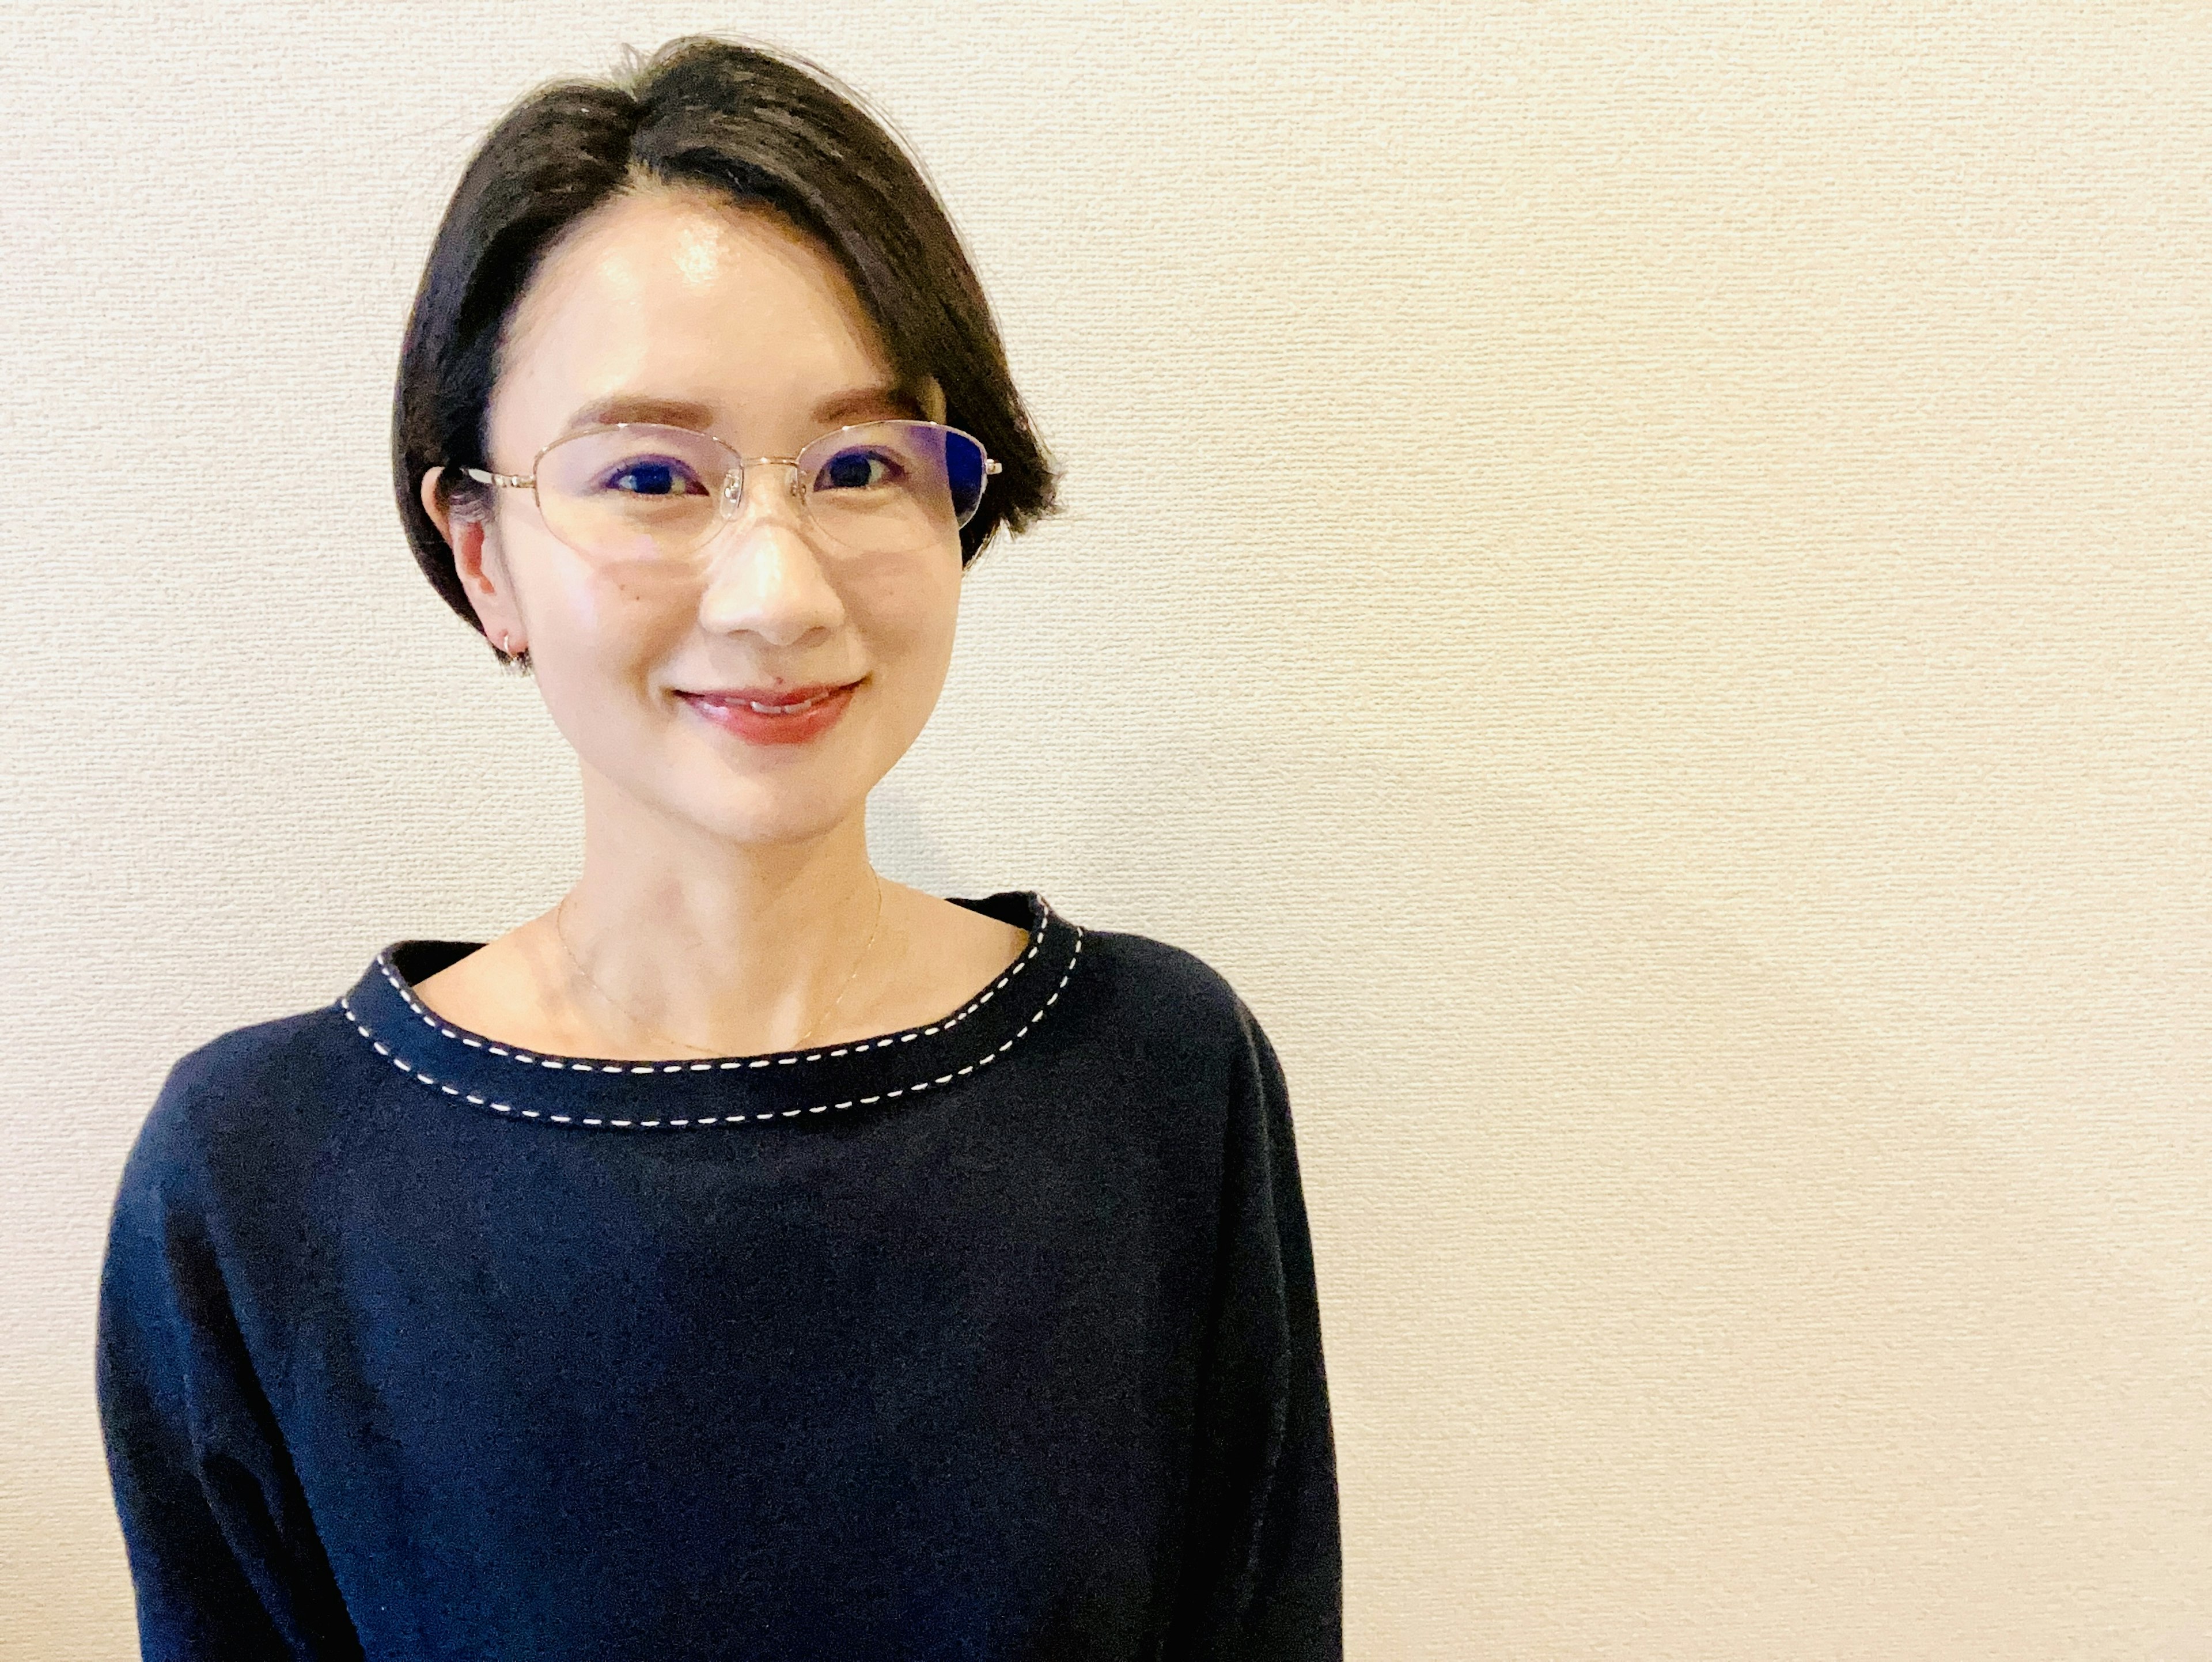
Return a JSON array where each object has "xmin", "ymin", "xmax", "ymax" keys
[
  {"xmin": 374, "ymin": 896, "xmax": 1052, "ymax": 1073},
  {"xmin": 336, "ymin": 923, "xmax": 1082, "ymax": 1133}
]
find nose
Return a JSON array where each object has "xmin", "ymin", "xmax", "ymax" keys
[{"xmin": 693, "ymin": 459, "xmax": 847, "ymax": 646}]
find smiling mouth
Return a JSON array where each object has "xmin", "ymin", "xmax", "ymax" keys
[
  {"xmin": 673, "ymin": 680, "xmax": 862, "ymax": 745},
  {"xmin": 679, "ymin": 680, "xmax": 857, "ymax": 714},
  {"xmin": 698, "ymin": 691, "xmax": 836, "ymax": 715}
]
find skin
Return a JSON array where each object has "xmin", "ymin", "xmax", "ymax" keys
[{"xmin": 411, "ymin": 184, "xmax": 1027, "ymax": 1059}]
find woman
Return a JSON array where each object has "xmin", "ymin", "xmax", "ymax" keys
[{"xmin": 97, "ymin": 37, "xmax": 1338, "ymax": 1660}]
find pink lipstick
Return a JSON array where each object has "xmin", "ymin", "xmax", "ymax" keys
[{"xmin": 677, "ymin": 681, "xmax": 858, "ymax": 747}]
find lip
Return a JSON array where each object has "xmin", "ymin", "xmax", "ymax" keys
[{"xmin": 675, "ymin": 679, "xmax": 860, "ymax": 747}]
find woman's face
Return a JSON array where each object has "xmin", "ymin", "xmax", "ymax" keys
[{"xmin": 448, "ymin": 187, "xmax": 964, "ymax": 847}]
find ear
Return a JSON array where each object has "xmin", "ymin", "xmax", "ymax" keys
[{"xmin": 421, "ymin": 467, "xmax": 528, "ymax": 654}]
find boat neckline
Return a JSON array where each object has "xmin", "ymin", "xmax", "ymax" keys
[{"xmin": 332, "ymin": 889, "xmax": 1085, "ymax": 1131}]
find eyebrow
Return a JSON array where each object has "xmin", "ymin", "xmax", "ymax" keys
[
  {"xmin": 561, "ymin": 395, "xmax": 717, "ymax": 434},
  {"xmin": 812, "ymin": 383, "xmax": 924, "ymax": 425},
  {"xmin": 559, "ymin": 384, "xmax": 924, "ymax": 440}
]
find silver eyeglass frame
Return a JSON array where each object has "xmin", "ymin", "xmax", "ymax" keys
[{"xmin": 457, "ymin": 418, "xmax": 1001, "ymax": 556}]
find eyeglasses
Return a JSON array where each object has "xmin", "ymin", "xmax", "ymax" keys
[{"xmin": 461, "ymin": 419, "xmax": 1000, "ymax": 563}]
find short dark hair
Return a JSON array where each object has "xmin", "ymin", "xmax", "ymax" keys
[{"xmin": 392, "ymin": 37, "xmax": 1057, "ymax": 654}]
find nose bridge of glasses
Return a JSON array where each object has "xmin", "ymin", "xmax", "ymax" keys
[
  {"xmin": 695, "ymin": 459, "xmax": 844, "ymax": 620},
  {"xmin": 717, "ymin": 453, "xmax": 809, "ymax": 520}
]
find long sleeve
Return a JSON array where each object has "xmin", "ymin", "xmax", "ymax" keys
[
  {"xmin": 96, "ymin": 1080, "xmax": 359, "ymax": 1661},
  {"xmin": 1165, "ymin": 1001, "xmax": 1342, "ymax": 1659}
]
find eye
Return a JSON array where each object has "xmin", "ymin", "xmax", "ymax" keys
[
  {"xmin": 597, "ymin": 457, "xmax": 709, "ymax": 498},
  {"xmin": 813, "ymin": 446, "xmax": 906, "ymax": 493}
]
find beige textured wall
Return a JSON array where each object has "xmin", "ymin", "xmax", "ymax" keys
[{"xmin": 3, "ymin": 3, "xmax": 2206, "ymax": 1656}]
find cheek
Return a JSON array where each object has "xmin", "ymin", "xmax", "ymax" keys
[
  {"xmin": 521, "ymin": 561, "xmax": 702, "ymax": 757},
  {"xmin": 857, "ymin": 556, "xmax": 962, "ymax": 682},
  {"xmin": 533, "ymin": 559, "xmax": 696, "ymax": 667}
]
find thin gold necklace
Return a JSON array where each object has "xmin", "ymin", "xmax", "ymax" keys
[
  {"xmin": 552, "ymin": 874, "xmax": 886, "ymax": 1057},
  {"xmin": 797, "ymin": 873, "xmax": 886, "ymax": 1046}
]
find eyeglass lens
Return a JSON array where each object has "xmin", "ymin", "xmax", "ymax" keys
[{"xmin": 532, "ymin": 421, "xmax": 989, "ymax": 562}]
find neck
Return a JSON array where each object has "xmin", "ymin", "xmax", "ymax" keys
[{"xmin": 541, "ymin": 768, "xmax": 896, "ymax": 1057}]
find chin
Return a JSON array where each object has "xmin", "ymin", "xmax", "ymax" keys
[
  {"xmin": 667, "ymin": 771, "xmax": 872, "ymax": 847},
  {"xmin": 572, "ymin": 694, "xmax": 911, "ymax": 846}
]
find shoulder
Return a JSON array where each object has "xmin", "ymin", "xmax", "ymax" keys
[
  {"xmin": 1059, "ymin": 915, "xmax": 1276, "ymax": 1080},
  {"xmin": 118, "ymin": 1003, "xmax": 363, "ymax": 1215},
  {"xmin": 1047, "ymin": 916, "xmax": 1305, "ymax": 1198},
  {"xmin": 1075, "ymin": 921, "xmax": 1248, "ymax": 1024}
]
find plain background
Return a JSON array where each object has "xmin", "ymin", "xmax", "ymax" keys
[{"xmin": 3, "ymin": 3, "xmax": 2207, "ymax": 1656}]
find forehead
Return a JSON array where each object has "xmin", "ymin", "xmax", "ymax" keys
[{"xmin": 491, "ymin": 186, "xmax": 899, "ymax": 444}]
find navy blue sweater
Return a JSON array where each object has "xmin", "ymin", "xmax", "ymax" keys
[{"xmin": 96, "ymin": 892, "xmax": 1339, "ymax": 1660}]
